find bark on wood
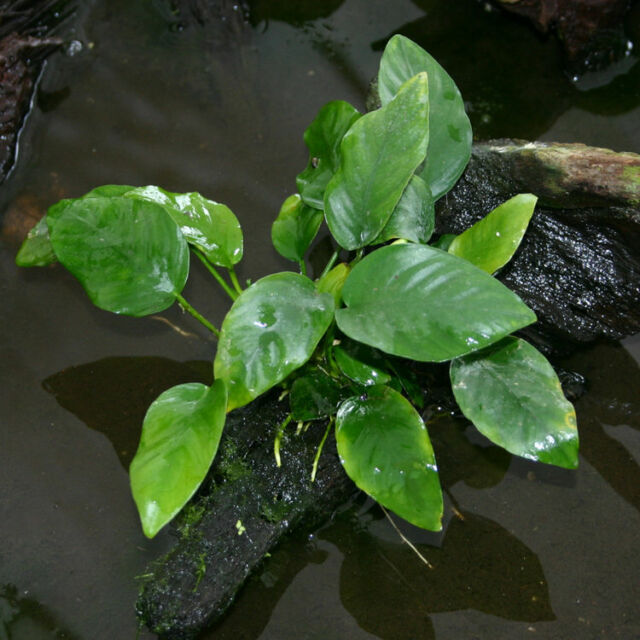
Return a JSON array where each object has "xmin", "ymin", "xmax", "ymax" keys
[{"xmin": 435, "ymin": 140, "xmax": 640, "ymax": 351}]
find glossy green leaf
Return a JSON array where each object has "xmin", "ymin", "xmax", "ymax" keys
[
  {"xmin": 126, "ymin": 185, "xmax": 243, "ymax": 268},
  {"xmin": 336, "ymin": 243, "xmax": 536, "ymax": 362},
  {"xmin": 214, "ymin": 272, "xmax": 334, "ymax": 411},
  {"xmin": 450, "ymin": 337, "xmax": 578, "ymax": 468},
  {"xmin": 15, "ymin": 217, "xmax": 57, "ymax": 267},
  {"xmin": 296, "ymin": 100, "xmax": 362, "ymax": 209},
  {"xmin": 333, "ymin": 339, "xmax": 391, "ymax": 386},
  {"xmin": 448, "ymin": 194, "xmax": 537, "ymax": 273},
  {"xmin": 17, "ymin": 185, "xmax": 137, "ymax": 267},
  {"xmin": 48, "ymin": 196, "xmax": 189, "ymax": 316},
  {"xmin": 130, "ymin": 380, "xmax": 227, "ymax": 538},
  {"xmin": 271, "ymin": 194, "xmax": 323, "ymax": 262},
  {"xmin": 290, "ymin": 368, "xmax": 346, "ymax": 421},
  {"xmin": 336, "ymin": 385, "xmax": 443, "ymax": 530},
  {"xmin": 375, "ymin": 174, "xmax": 434, "ymax": 245},
  {"xmin": 378, "ymin": 35, "xmax": 472, "ymax": 201},
  {"xmin": 315, "ymin": 262, "xmax": 350, "ymax": 307},
  {"xmin": 324, "ymin": 73, "xmax": 429, "ymax": 250}
]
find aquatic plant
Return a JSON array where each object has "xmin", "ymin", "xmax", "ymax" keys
[{"xmin": 16, "ymin": 35, "xmax": 578, "ymax": 538}]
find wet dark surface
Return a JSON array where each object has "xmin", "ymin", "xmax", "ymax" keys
[{"xmin": 0, "ymin": 1, "xmax": 639, "ymax": 638}]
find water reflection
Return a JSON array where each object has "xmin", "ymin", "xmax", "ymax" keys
[
  {"xmin": 562, "ymin": 341, "xmax": 640, "ymax": 513},
  {"xmin": 0, "ymin": 584, "xmax": 80, "ymax": 640},
  {"xmin": 42, "ymin": 356, "xmax": 211, "ymax": 468},
  {"xmin": 321, "ymin": 506, "xmax": 554, "ymax": 639}
]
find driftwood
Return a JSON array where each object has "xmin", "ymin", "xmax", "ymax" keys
[
  {"xmin": 0, "ymin": 0, "xmax": 76, "ymax": 183},
  {"xmin": 489, "ymin": 0, "xmax": 634, "ymax": 65},
  {"xmin": 136, "ymin": 140, "xmax": 640, "ymax": 638},
  {"xmin": 436, "ymin": 140, "xmax": 640, "ymax": 351}
]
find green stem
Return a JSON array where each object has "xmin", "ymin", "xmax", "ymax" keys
[
  {"xmin": 228, "ymin": 267, "xmax": 244, "ymax": 295},
  {"xmin": 175, "ymin": 293, "xmax": 220, "ymax": 337},
  {"xmin": 274, "ymin": 414, "xmax": 293, "ymax": 467},
  {"xmin": 318, "ymin": 250, "xmax": 339, "ymax": 280},
  {"xmin": 311, "ymin": 417, "xmax": 334, "ymax": 482},
  {"xmin": 193, "ymin": 249, "xmax": 238, "ymax": 301},
  {"xmin": 298, "ymin": 259, "xmax": 307, "ymax": 277}
]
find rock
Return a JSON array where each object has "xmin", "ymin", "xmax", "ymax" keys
[
  {"xmin": 435, "ymin": 139, "xmax": 640, "ymax": 350},
  {"xmin": 489, "ymin": 0, "xmax": 634, "ymax": 66}
]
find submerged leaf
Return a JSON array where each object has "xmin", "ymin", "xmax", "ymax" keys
[
  {"xmin": 126, "ymin": 186, "xmax": 243, "ymax": 268},
  {"xmin": 130, "ymin": 380, "xmax": 227, "ymax": 538},
  {"xmin": 324, "ymin": 73, "xmax": 429, "ymax": 250},
  {"xmin": 297, "ymin": 100, "xmax": 362, "ymax": 209},
  {"xmin": 450, "ymin": 337, "xmax": 578, "ymax": 468},
  {"xmin": 271, "ymin": 194, "xmax": 323, "ymax": 262},
  {"xmin": 336, "ymin": 385, "xmax": 443, "ymax": 530},
  {"xmin": 48, "ymin": 196, "xmax": 189, "ymax": 316},
  {"xmin": 15, "ymin": 217, "xmax": 57, "ymax": 267},
  {"xmin": 448, "ymin": 194, "xmax": 537, "ymax": 273},
  {"xmin": 378, "ymin": 34, "xmax": 471, "ymax": 201},
  {"xmin": 214, "ymin": 272, "xmax": 334, "ymax": 411},
  {"xmin": 336, "ymin": 243, "xmax": 536, "ymax": 362}
]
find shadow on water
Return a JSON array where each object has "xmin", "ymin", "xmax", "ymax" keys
[
  {"xmin": 0, "ymin": 584, "xmax": 80, "ymax": 640},
  {"xmin": 562, "ymin": 341, "xmax": 640, "ymax": 514},
  {"xmin": 42, "ymin": 357, "xmax": 212, "ymax": 468}
]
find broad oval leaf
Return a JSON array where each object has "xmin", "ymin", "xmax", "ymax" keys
[
  {"xmin": 296, "ymin": 100, "xmax": 362, "ymax": 209},
  {"xmin": 127, "ymin": 185, "xmax": 243, "ymax": 268},
  {"xmin": 378, "ymin": 34, "xmax": 472, "ymax": 201},
  {"xmin": 130, "ymin": 380, "xmax": 227, "ymax": 538},
  {"xmin": 336, "ymin": 385, "xmax": 443, "ymax": 530},
  {"xmin": 15, "ymin": 217, "xmax": 57, "ymax": 267},
  {"xmin": 48, "ymin": 196, "xmax": 189, "ymax": 316},
  {"xmin": 290, "ymin": 368, "xmax": 347, "ymax": 421},
  {"xmin": 336, "ymin": 243, "xmax": 536, "ymax": 362},
  {"xmin": 448, "ymin": 194, "xmax": 537, "ymax": 273},
  {"xmin": 214, "ymin": 272, "xmax": 334, "ymax": 411},
  {"xmin": 324, "ymin": 73, "xmax": 429, "ymax": 250},
  {"xmin": 375, "ymin": 174, "xmax": 435, "ymax": 245},
  {"xmin": 17, "ymin": 185, "xmax": 137, "ymax": 267},
  {"xmin": 450, "ymin": 337, "xmax": 579, "ymax": 469},
  {"xmin": 271, "ymin": 194, "xmax": 323, "ymax": 262},
  {"xmin": 333, "ymin": 339, "xmax": 391, "ymax": 386}
]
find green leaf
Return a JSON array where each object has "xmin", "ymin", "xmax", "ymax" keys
[
  {"xmin": 336, "ymin": 385, "xmax": 443, "ymax": 530},
  {"xmin": 48, "ymin": 196, "xmax": 189, "ymax": 316},
  {"xmin": 315, "ymin": 262, "xmax": 350, "ymax": 307},
  {"xmin": 324, "ymin": 73, "xmax": 429, "ymax": 250},
  {"xmin": 17, "ymin": 185, "xmax": 136, "ymax": 267},
  {"xmin": 15, "ymin": 217, "xmax": 57, "ymax": 267},
  {"xmin": 296, "ymin": 100, "xmax": 361, "ymax": 209},
  {"xmin": 333, "ymin": 339, "xmax": 391, "ymax": 386},
  {"xmin": 271, "ymin": 194, "xmax": 323, "ymax": 262},
  {"xmin": 375, "ymin": 174, "xmax": 434, "ymax": 245},
  {"xmin": 290, "ymin": 368, "xmax": 347, "ymax": 421},
  {"xmin": 214, "ymin": 272, "xmax": 334, "ymax": 411},
  {"xmin": 378, "ymin": 34, "xmax": 472, "ymax": 201},
  {"xmin": 126, "ymin": 186, "xmax": 243, "ymax": 268},
  {"xmin": 450, "ymin": 337, "xmax": 579, "ymax": 469},
  {"xmin": 130, "ymin": 380, "xmax": 227, "ymax": 538},
  {"xmin": 448, "ymin": 194, "xmax": 537, "ymax": 273},
  {"xmin": 336, "ymin": 243, "xmax": 536, "ymax": 362}
]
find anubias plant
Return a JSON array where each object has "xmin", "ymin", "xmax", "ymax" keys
[{"xmin": 17, "ymin": 35, "xmax": 578, "ymax": 538}]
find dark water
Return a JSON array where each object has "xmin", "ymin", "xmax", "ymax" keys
[{"xmin": 0, "ymin": 1, "xmax": 638, "ymax": 638}]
